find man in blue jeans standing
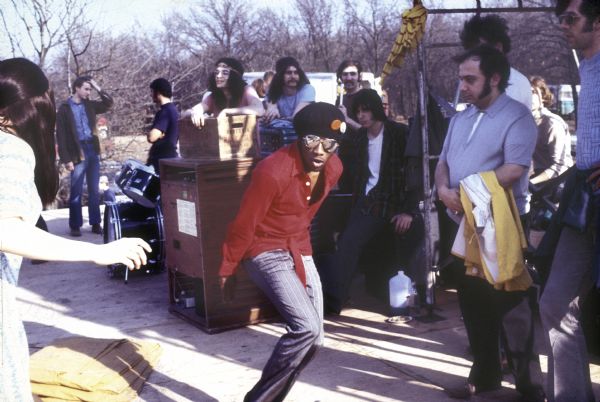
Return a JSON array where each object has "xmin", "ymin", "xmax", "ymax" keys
[
  {"xmin": 539, "ymin": 1, "xmax": 600, "ymax": 401},
  {"xmin": 57, "ymin": 76, "xmax": 113, "ymax": 237}
]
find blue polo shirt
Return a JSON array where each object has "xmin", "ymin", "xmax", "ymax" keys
[{"xmin": 440, "ymin": 93, "xmax": 537, "ymax": 214}]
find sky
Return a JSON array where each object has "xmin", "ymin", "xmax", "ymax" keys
[
  {"xmin": 88, "ymin": 0, "xmax": 291, "ymax": 35},
  {"xmin": 0, "ymin": 0, "xmax": 552, "ymax": 61}
]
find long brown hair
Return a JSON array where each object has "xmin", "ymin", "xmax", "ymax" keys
[{"xmin": 0, "ymin": 58, "xmax": 59, "ymax": 206}]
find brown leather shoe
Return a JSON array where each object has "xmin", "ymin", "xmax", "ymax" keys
[{"xmin": 69, "ymin": 227, "xmax": 82, "ymax": 237}]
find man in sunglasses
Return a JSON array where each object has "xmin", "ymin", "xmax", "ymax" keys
[
  {"xmin": 218, "ymin": 102, "xmax": 344, "ymax": 402},
  {"xmin": 324, "ymin": 88, "xmax": 420, "ymax": 316},
  {"xmin": 539, "ymin": 1, "xmax": 600, "ymax": 401}
]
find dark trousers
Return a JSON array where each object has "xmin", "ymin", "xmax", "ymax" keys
[
  {"xmin": 325, "ymin": 200, "xmax": 389, "ymax": 312},
  {"xmin": 443, "ymin": 212, "xmax": 542, "ymax": 393},
  {"xmin": 36, "ymin": 215, "xmax": 48, "ymax": 232},
  {"xmin": 458, "ymin": 273, "xmax": 541, "ymax": 392}
]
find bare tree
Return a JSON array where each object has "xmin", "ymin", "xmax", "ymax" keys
[
  {"xmin": 171, "ymin": 0, "xmax": 262, "ymax": 64},
  {"xmin": 341, "ymin": 0, "xmax": 403, "ymax": 75},
  {"xmin": 0, "ymin": 0, "xmax": 90, "ymax": 68},
  {"xmin": 293, "ymin": 0, "xmax": 337, "ymax": 71}
]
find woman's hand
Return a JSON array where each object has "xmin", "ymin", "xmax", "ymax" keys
[
  {"xmin": 94, "ymin": 238, "xmax": 152, "ymax": 270},
  {"xmin": 190, "ymin": 103, "xmax": 205, "ymax": 128}
]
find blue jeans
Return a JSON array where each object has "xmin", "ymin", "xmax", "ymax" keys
[
  {"xmin": 69, "ymin": 142, "xmax": 100, "ymax": 229},
  {"xmin": 242, "ymin": 250, "xmax": 323, "ymax": 402},
  {"xmin": 540, "ymin": 224, "xmax": 595, "ymax": 402}
]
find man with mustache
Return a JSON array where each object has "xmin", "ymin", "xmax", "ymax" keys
[
  {"xmin": 218, "ymin": 102, "xmax": 345, "ymax": 402},
  {"xmin": 262, "ymin": 56, "xmax": 315, "ymax": 124},
  {"xmin": 335, "ymin": 59, "xmax": 364, "ymax": 193},
  {"xmin": 435, "ymin": 45, "xmax": 543, "ymax": 400}
]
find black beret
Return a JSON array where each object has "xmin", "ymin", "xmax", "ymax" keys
[{"xmin": 293, "ymin": 102, "xmax": 347, "ymax": 140}]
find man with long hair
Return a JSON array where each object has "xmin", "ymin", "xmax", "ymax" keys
[
  {"xmin": 263, "ymin": 56, "xmax": 315, "ymax": 124},
  {"xmin": 56, "ymin": 75, "xmax": 113, "ymax": 237},
  {"xmin": 324, "ymin": 89, "xmax": 420, "ymax": 315}
]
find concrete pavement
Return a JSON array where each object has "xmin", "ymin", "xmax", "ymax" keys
[{"xmin": 18, "ymin": 208, "xmax": 600, "ymax": 401}]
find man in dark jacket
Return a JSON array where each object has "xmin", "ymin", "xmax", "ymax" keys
[
  {"xmin": 56, "ymin": 76, "xmax": 113, "ymax": 236},
  {"xmin": 324, "ymin": 88, "xmax": 420, "ymax": 314}
]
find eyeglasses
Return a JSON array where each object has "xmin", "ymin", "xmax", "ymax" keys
[
  {"xmin": 214, "ymin": 68, "xmax": 231, "ymax": 77},
  {"xmin": 558, "ymin": 13, "xmax": 581, "ymax": 26},
  {"xmin": 302, "ymin": 134, "xmax": 339, "ymax": 153}
]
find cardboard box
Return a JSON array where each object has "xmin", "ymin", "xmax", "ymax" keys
[{"xmin": 178, "ymin": 114, "xmax": 259, "ymax": 160}]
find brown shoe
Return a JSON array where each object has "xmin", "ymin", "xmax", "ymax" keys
[
  {"xmin": 91, "ymin": 224, "xmax": 103, "ymax": 235},
  {"xmin": 69, "ymin": 227, "xmax": 82, "ymax": 237}
]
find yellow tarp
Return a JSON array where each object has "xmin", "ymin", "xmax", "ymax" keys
[{"xmin": 30, "ymin": 337, "xmax": 161, "ymax": 402}]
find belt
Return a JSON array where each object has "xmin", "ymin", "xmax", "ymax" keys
[{"xmin": 80, "ymin": 138, "xmax": 94, "ymax": 144}]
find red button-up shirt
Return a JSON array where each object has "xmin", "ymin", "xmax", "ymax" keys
[{"xmin": 219, "ymin": 142, "xmax": 343, "ymax": 285}]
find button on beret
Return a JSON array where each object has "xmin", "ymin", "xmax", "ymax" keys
[{"xmin": 293, "ymin": 102, "xmax": 346, "ymax": 140}]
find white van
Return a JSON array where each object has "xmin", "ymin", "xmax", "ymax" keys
[
  {"xmin": 243, "ymin": 72, "xmax": 337, "ymax": 104},
  {"xmin": 243, "ymin": 71, "xmax": 381, "ymax": 106}
]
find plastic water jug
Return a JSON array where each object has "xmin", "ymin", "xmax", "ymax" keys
[{"xmin": 389, "ymin": 270, "xmax": 412, "ymax": 316}]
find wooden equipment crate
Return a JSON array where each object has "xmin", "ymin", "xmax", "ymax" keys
[
  {"xmin": 178, "ymin": 114, "xmax": 259, "ymax": 160},
  {"xmin": 159, "ymin": 158, "xmax": 277, "ymax": 333}
]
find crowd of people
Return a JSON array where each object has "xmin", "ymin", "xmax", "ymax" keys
[{"xmin": 1, "ymin": 0, "xmax": 599, "ymax": 401}]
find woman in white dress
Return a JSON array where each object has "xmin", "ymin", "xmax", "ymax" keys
[{"xmin": 0, "ymin": 58, "xmax": 151, "ymax": 402}]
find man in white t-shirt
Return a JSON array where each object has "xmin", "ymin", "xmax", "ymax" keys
[
  {"xmin": 460, "ymin": 14, "xmax": 532, "ymax": 109},
  {"xmin": 324, "ymin": 89, "xmax": 421, "ymax": 315}
]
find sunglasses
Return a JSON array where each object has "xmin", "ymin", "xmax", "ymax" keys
[
  {"xmin": 302, "ymin": 134, "xmax": 339, "ymax": 153},
  {"xmin": 558, "ymin": 13, "xmax": 581, "ymax": 26}
]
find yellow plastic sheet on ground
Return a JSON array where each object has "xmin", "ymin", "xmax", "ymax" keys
[{"xmin": 29, "ymin": 337, "xmax": 161, "ymax": 402}]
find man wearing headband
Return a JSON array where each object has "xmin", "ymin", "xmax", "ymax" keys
[
  {"xmin": 56, "ymin": 75, "xmax": 113, "ymax": 237},
  {"xmin": 218, "ymin": 102, "xmax": 345, "ymax": 402}
]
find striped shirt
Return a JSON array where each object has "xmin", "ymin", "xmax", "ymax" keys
[{"xmin": 576, "ymin": 51, "xmax": 600, "ymax": 169}]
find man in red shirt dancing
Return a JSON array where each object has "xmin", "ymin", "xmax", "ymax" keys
[{"xmin": 218, "ymin": 102, "xmax": 345, "ymax": 402}]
